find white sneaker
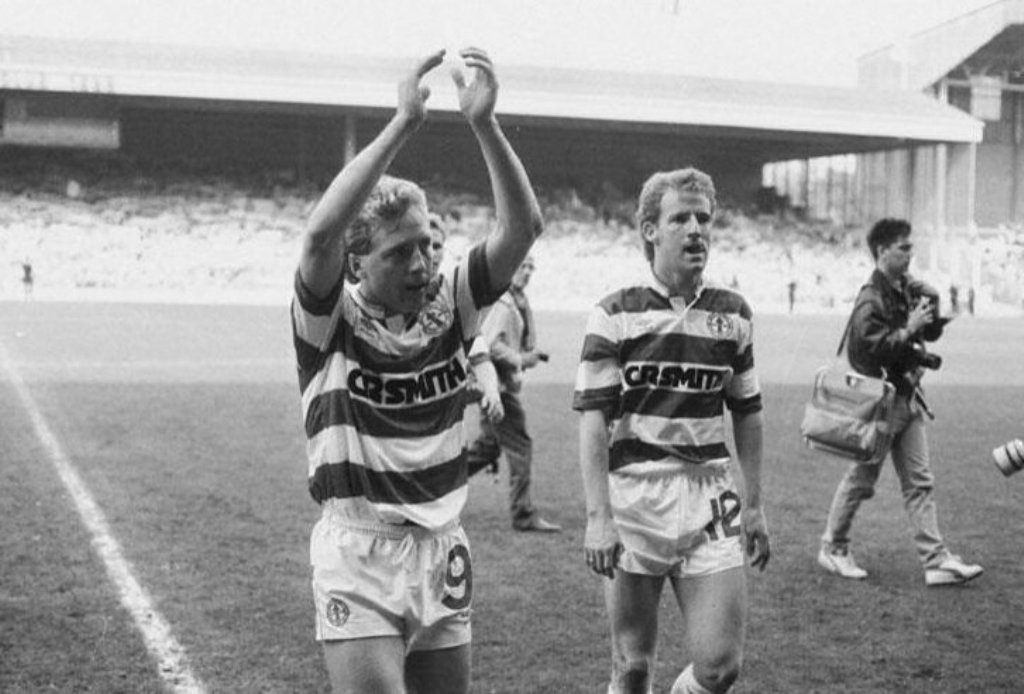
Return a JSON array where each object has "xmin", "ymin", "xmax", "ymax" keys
[
  {"xmin": 925, "ymin": 555, "xmax": 984, "ymax": 586},
  {"xmin": 818, "ymin": 546, "xmax": 868, "ymax": 580}
]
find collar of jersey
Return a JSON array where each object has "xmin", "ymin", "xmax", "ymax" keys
[
  {"xmin": 647, "ymin": 274, "xmax": 705, "ymax": 310},
  {"xmin": 350, "ymin": 284, "xmax": 413, "ymax": 332}
]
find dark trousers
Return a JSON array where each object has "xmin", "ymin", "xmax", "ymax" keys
[{"xmin": 467, "ymin": 390, "xmax": 537, "ymax": 527}]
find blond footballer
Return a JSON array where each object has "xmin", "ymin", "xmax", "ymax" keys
[
  {"xmin": 573, "ymin": 168, "xmax": 769, "ymax": 694},
  {"xmin": 293, "ymin": 48, "xmax": 542, "ymax": 694}
]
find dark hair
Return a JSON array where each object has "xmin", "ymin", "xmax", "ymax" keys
[
  {"xmin": 636, "ymin": 168, "xmax": 717, "ymax": 263},
  {"xmin": 866, "ymin": 218, "xmax": 911, "ymax": 260}
]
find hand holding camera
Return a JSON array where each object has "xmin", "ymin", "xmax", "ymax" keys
[
  {"xmin": 908, "ymin": 296, "xmax": 936, "ymax": 334},
  {"xmin": 521, "ymin": 348, "xmax": 548, "ymax": 369}
]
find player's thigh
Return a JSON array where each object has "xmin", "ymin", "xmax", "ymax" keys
[
  {"xmin": 405, "ymin": 643, "xmax": 471, "ymax": 694},
  {"xmin": 322, "ymin": 635, "xmax": 405, "ymax": 694},
  {"xmin": 670, "ymin": 566, "xmax": 746, "ymax": 664},
  {"xmin": 605, "ymin": 571, "xmax": 665, "ymax": 654}
]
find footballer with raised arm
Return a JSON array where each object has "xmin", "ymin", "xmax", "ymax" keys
[{"xmin": 292, "ymin": 47, "xmax": 542, "ymax": 693}]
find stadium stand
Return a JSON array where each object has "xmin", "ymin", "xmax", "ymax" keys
[{"xmin": 1, "ymin": 147, "xmax": 1020, "ymax": 313}]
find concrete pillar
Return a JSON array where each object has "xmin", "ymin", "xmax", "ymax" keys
[
  {"xmin": 931, "ymin": 79, "xmax": 951, "ymax": 273},
  {"xmin": 802, "ymin": 159, "xmax": 810, "ymax": 212},
  {"xmin": 343, "ymin": 114, "xmax": 358, "ymax": 165},
  {"xmin": 296, "ymin": 116, "xmax": 308, "ymax": 184},
  {"xmin": 932, "ymin": 143, "xmax": 947, "ymax": 273},
  {"xmin": 966, "ymin": 142, "xmax": 977, "ymax": 233},
  {"xmin": 906, "ymin": 147, "xmax": 916, "ymax": 223},
  {"xmin": 1013, "ymin": 91, "xmax": 1023, "ymax": 223}
]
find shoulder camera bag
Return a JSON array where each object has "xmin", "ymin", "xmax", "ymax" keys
[{"xmin": 799, "ymin": 299, "xmax": 896, "ymax": 465}]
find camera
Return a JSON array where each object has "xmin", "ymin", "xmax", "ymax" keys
[
  {"xmin": 910, "ymin": 342, "xmax": 942, "ymax": 370},
  {"xmin": 993, "ymin": 438, "xmax": 1024, "ymax": 477}
]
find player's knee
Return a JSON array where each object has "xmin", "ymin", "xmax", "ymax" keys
[
  {"xmin": 850, "ymin": 485, "xmax": 876, "ymax": 501},
  {"xmin": 694, "ymin": 653, "xmax": 742, "ymax": 693},
  {"xmin": 611, "ymin": 654, "xmax": 654, "ymax": 693}
]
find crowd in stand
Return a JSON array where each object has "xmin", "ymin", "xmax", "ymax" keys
[{"xmin": 1, "ymin": 150, "xmax": 1021, "ymax": 314}]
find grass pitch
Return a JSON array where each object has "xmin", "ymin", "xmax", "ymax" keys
[{"xmin": 1, "ymin": 300, "xmax": 1022, "ymax": 693}]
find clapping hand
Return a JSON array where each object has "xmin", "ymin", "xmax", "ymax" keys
[
  {"xmin": 397, "ymin": 49, "xmax": 446, "ymax": 126},
  {"xmin": 450, "ymin": 47, "xmax": 498, "ymax": 126}
]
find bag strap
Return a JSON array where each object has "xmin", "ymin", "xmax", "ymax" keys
[{"xmin": 836, "ymin": 284, "xmax": 871, "ymax": 357}]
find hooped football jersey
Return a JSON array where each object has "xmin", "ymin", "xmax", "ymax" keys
[
  {"xmin": 573, "ymin": 277, "xmax": 762, "ymax": 475},
  {"xmin": 292, "ymin": 244, "xmax": 498, "ymax": 529}
]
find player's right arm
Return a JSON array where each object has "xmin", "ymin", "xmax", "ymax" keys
[
  {"xmin": 299, "ymin": 50, "xmax": 445, "ymax": 298},
  {"xmin": 574, "ymin": 302, "xmax": 623, "ymax": 578},
  {"xmin": 579, "ymin": 408, "xmax": 622, "ymax": 579}
]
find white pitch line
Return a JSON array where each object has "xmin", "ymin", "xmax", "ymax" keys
[{"xmin": 0, "ymin": 340, "xmax": 207, "ymax": 694}]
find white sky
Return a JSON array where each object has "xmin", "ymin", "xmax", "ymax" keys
[{"xmin": 4, "ymin": 0, "xmax": 997, "ymax": 86}]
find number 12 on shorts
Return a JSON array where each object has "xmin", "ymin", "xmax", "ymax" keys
[
  {"xmin": 705, "ymin": 490, "xmax": 742, "ymax": 540},
  {"xmin": 441, "ymin": 544, "xmax": 472, "ymax": 610}
]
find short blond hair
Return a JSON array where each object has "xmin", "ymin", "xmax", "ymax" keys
[
  {"xmin": 343, "ymin": 175, "xmax": 428, "ymax": 282},
  {"xmin": 347, "ymin": 175, "xmax": 428, "ymax": 255},
  {"xmin": 636, "ymin": 168, "xmax": 717, "ymax": 263}
]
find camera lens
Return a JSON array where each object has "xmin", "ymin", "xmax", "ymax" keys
[{"xmin": 993, "ymin": 439, "xmax": 1024, "ymax": 477}]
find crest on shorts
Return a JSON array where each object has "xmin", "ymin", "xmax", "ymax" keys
[
  {"xmin": 418, "ymin": 298, "xmax": 453, "ymax": 336},
  {"xmin": 706, "ymin": 312, "xmax": 734, "ymax": 339},
  {"xmin": 325, "ymin": 597, "xmax": 350, "ymax": 628}
]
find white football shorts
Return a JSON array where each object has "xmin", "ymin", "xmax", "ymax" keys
[
  {"xmin": 609, "ymin": 461, "xmax": 744, "ymax": 578},
  {"xmin": 310, "ymin": 511, "xmax": 472, "ymax": 652}
]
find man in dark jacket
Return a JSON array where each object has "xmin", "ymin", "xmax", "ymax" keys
[{"xmin": 818, "ymin": 218, "xmax": 983, "ymax": 586}]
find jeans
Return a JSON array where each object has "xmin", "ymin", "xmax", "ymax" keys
[
  {"xmin": 822, "ymin": 393, "xmax": 949, "ymax": 568},
  {"xmin": 466, "ymin": 391, "xmax": 537, "ymax": 527}
]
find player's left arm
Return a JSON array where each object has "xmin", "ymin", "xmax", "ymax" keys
[
  {"xmin": 727, "ymin": 306, "xmax": 769, "ymax": 571},
  {"xmin": 451, "ymin": 47, "xmax": 543, "ymax": 295},
  {"xmin": 732, "ymin": 408, "xmax": 770, "ymax": 571}
]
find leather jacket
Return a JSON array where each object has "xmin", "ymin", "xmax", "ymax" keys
[{"xmin": 846, "ymin": 269, "xmax": 944, "ymax": 397}]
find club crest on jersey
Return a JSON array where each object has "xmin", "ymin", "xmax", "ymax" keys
[
  {"xmin": 418, "ymin": 299, "xmax": 453, "ymax": 336},
  {"xmin": 325, "ymin": 597, "xmax": 350, "ymax": 628},
  {"xmin": 706, "ymin": 312, "xmax": 734, "ymax": 339}
]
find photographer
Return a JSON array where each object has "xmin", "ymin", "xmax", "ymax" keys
[{"xmin": 818, "ymin": 218, "xmax": 983, "ymax": 586}]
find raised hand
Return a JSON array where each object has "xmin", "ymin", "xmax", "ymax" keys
[
  {"xmin": 450, "ymin": 47, "xmax": 498, "ymax": 126},
  {"xmin": 398, "ymin": 49, "xmax": 446, "ymax": 126}
]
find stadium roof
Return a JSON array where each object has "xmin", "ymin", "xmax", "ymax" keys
[
  {"xmin": 1, "ymin": 33, "xmax": 983, "ymax": 161},
  {"xmin": 859, "ymin": 0, "xmax": 1024, "ymax": 90}
]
